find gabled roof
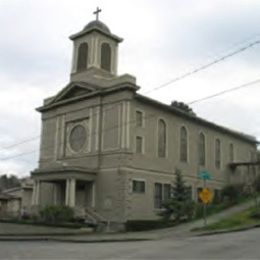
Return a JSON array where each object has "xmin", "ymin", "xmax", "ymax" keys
[
  {"xmin": 37, "ymin": 80, "xmax": 139, "ymax": 112},
  {"xmin": 48, "ymin": 81, "xmax": 100, "ymax": 105},
  {"xmin": 135, "ymin": 94, "xmax": 259, "ymax": 144}
]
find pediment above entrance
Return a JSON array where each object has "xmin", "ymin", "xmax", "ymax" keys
[{"xmin": 49, "ymin": 82, "xmax": 99, "ymax": 105}]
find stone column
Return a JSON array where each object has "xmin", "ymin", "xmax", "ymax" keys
[
  {"xmin": 69, "ymin": 178, "xmax": 76, "ymax": 208},
  {"xmin": 53, "ymin": 184, "xmax": 58, "ymax": 206},
  {"xmin": 32, "ymin": 180, "xmax": 41, "ymax": 206},
  {"xmin": 65, "ymin": 178, "xmax": 76, "ymax": 207},
  {"xmin": 65, "ymin": 179, "xmax": 70, "ymax": 206},
  {"xmin": 35, "ymin": 180, "xmax": 40, "ymax": 205},
  {"xmin": 92, "ymin": 182, "xmax": 96, "ymax": 207}
]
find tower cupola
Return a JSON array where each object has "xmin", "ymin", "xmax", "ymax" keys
[{"xmin": 69, "ymin": 7, "xmax": 123, "ymax": 82}]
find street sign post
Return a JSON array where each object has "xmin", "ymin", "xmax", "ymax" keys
[
  {"xmin": 199, "ymin": 188, "xmax": 213, "ymax": 204},
  {"xmin": 198, "ymin": 170, "xmax": 212, "ymax": 226}
]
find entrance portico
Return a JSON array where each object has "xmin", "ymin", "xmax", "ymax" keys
[{"xmin": 31, "ymin": 166, "xmax": 97, "ymax": 210}]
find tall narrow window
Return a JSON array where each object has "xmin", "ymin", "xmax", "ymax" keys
[
  {"xmin": 101, "ymin": 43, "xmax": 111, "ymax": 72},
  {"xmin": 154, "ymin": 183, "xmax": 171, "ymax": 209},
  {"xmin": 136, "ymin": 111, "xmax": 143, "ymax": 127},
  {"xmin": 229, "ymin": 143, "xmax": 234, "ymax": 162},
  {"xmin": 136, "ymin": 136, "xmax": 143, "ymax": 154},
  {"xmin": 198, "ymin": 133, "xmax": 206, "ymax": 166},
  {"xmin": 158, "ymin": 119, "xmax": 166, "ymax": 158},
  {"xmin": 77, "ymin": 43, "xmax": 88, "ymax": 71},
  {"xmin": 154, "ymin": 183, "xmax": 163, "ymax": 209},
  {"xmin": 180, "ymin": 126, "xmax": 188, "ymax": 162},
  {"xmin": 215, "ymin": 138, "xmax": 221, "ymax": 169}
]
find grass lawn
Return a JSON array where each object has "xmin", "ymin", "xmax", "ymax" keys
[{"xmin": 194, "ymin": 207, "xmax": 260, "ymax": 232}]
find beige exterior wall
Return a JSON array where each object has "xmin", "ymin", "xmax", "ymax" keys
[{"xmin": 36, "ymin": 87, "xmax": 257, "ymax": 222}]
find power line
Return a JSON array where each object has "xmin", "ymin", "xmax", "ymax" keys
[
  {"xmin": 144, "ymin": 39, "xmax": 260, "ymax": 94},
  {"xmin": 1, "ymin": 76, "xmax": 260, "ymax": 162},
  {"xmin": 188, "ymin": 78, "xmax": 260, "ymax": 105},
  {"xmin": 2, "ymin": 39, "xmax": 259, "ymax": 151},
  {"xmin": 0, "ymin": 150, "xmax": 38, "ymax": 161},
  {"xmin": 0, "ymin": 136, "xmax": 40, "ymax": 151}
]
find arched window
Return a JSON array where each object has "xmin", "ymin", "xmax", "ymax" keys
[
  {"xmin": 215, "ymin": 138, "xmax": 221, "ymax": 169},
  {"xmin": 77, "ymin": 43, "xmax": 88, "ymax": 71},
  {"xmin": 229, "ymin": 143, "xmax": 234, "ymax": 162},
  {"xmin": 101, "ymin": 43, "xmax": 111, "ymax": 72},
  {"xmin": 180, "ymin": 126, "xmax": 188, "ymax": 162},
  {"xmin": 198, "ymin": 133, "xmax": 206, "ymax": 166},
  {"xmin": 158, "ymin": 119, "xmax": 166, "ymax": 158}
]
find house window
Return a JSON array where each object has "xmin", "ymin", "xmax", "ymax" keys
[
  {"xmin": 180, "ymin": 126, "xmax": 188, "ymax": 162},
  {"xmin": 154, "ymin": 183, "xmax": 171, "ymax": 209},
  {"xmin": 215, "ymin": 138, "xmax": 221, "ymax": 169},
  {"xmin": 132, "ymin": 180, "xmax": 145, "ymax": 193},
  {"xmin": 136, "ymin": 136, "xmax": 143, "ymax": 154},
  {"xmin": 77, "ymin": 42, "xmax": 88, "ymax": 71},
  {"xmin": 136, "ymin": 111, "xmax": 143, "ymax": 127},
  {"xmin": 101, "ymin": 43, "xmax": 111, "ymax": 72},
  {"xmin": 158, "ymin": 119, "xmax": 166, "ymax": 158},
  {"xmin": 198, "ymin": 132, "xmax": 206, "ymax": 166},
  {"xmin": 229, "ymin": 143, "xmax": 234, "ymax": 162}
]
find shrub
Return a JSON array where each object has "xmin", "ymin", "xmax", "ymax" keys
[
  {"xmin": 253, "ymin": 175, "xmax": 260, "ymax": 193},
  {"xmin": 161, "ymin": 169, "xmax": 195, "ymax": 222},
  {"xmin": 221, "ymin": 183, "xmax": 244, "ymax": 203},
  {"xmin": 39, "ymin": 205, "xmax": 74, "ymax": 224},
  {"xmin": 250, "ymin": 208, "xmax": 260, "ymax": 219}
]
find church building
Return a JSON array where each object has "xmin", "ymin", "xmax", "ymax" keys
[{"xmin": 31, "ymin": 10, "xmax": 259, "ymax": 227}]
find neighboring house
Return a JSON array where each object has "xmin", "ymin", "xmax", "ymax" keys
[
  {"xmin": 30, "ymin": 16, "xmax": 259, "ymax": 227},
  {"xmin": 0, "ymin": 178, "xmax": 33, "ymax": 218}
]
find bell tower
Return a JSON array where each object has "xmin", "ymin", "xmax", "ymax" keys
[{"xmin": 69, "ymin": 7, "xmax": 123, "ymax": 82}]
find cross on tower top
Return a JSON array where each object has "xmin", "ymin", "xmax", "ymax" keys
[{"xmin": 93, "ymin": 7, "xmax": 102, "ymax": 21}]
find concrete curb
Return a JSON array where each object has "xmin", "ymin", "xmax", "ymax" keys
[
  {"xmin": 194, "ymin": 224, "xmax": 260, "ymax": 237},
  {"xmin": 0, "ymin": 236, "xmax": 155, "ymax": 243}
]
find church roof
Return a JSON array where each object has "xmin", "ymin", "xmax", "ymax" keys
[
  {"xmin": 135, "ymin": 94, "xmax": 259, "ymax": 144},
  {"xmin": 69, "ymin": 20, "xmax": 123, "ymax": 43},
  {"xmin": 84, "ymin": 20, "xmax": 111, "ymax": 34}
]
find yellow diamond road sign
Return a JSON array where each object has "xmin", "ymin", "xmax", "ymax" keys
[{"xmin": 199, "ymin": 188, "xmax": 213, "ymax": 204}]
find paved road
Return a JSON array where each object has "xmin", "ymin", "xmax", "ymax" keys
[{"xmin": 0, "ymin": 228, "xmax": 259, "ymax": 259}]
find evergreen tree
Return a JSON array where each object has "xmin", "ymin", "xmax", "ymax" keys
[{"xmin": 162, "ymin": 169, "xmax": 194, "ymax": 222}]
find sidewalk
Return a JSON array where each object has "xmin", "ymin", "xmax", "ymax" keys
[{"xmin": 0, "ymin": 198, "xmax": 258, "ymax": 243}]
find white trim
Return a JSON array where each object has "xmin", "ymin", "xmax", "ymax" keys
[
  {"xmin": 89, "ymin": 108, "xmax": 93, "ymax": 152},
  {"xmin": 95, "ymin": 106, "xmax": 100, "ymax": 151},
  {"xmin": 54, "ymin": 116, "xmax": 60, "ymax": 160},
  {"xmin": 121, "ymin": 102, "xmax": 126, "ymax": 148},
  {"xmin": 126, "ymin": 101, "xmax": 130, "ymax": 149},
  {"xmin": 92, "ymin": 182, "xmax": 96, "ymax": 207}
]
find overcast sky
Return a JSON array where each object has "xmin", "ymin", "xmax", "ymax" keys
[{"xmin": 0, "ymin": 0, "xmax": 260, "ymax": 177}]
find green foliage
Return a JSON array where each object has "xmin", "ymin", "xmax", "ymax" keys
[
  {"xmin": 0, "ymin": 174, "xmax": 21, "ymax": 192},
  {"xmin": 171, "ymin": 101, "xmax": 196, "ymax": 116},
  {"xmin": 253, "ymin": 175, "xmax": 260, "ymax": 193},
  {"xmin": 125, "ymin": 220, "xmax": 174, "ymax": 232},
  {"xmin": 221, "ymin": 183, "xmax": 244, "ymax": 203},
  {"xmin": 161, "ymin": 169, "xmax": 195, "ymax": 222},
  {"xmin": 39, "ymin": 205, "xmax": 74, "ymax": 224},
  {"xmin": 250, "ymin": 208, "xmax": 260, "ymax": 219}
]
